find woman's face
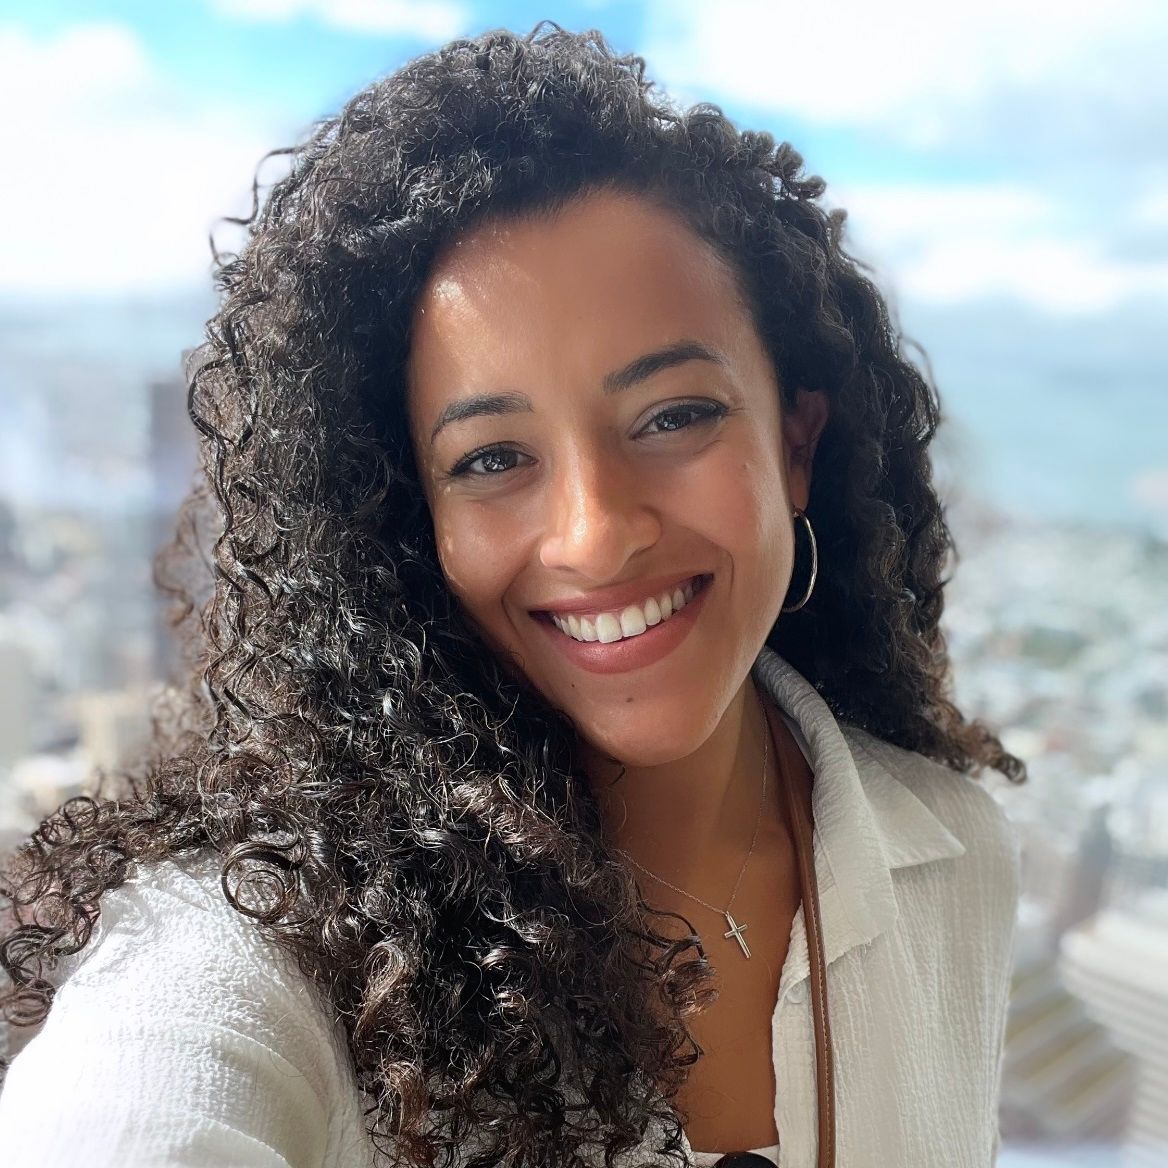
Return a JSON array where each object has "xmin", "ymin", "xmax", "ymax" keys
[{"xmin": 406, "ymin": 187, "xmax": 828, "ymax": 769}]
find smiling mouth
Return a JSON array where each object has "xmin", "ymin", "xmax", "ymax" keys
[{"xmin": 534, "ymin": 573, "xmax": 712, "ymax": 643}]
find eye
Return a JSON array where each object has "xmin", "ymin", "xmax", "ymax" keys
[
  {"xmin": 641, "ymin": 400, "xmax": 729, "ymax": 436},
  {"xmin": 447, "ymin": 444, "xmax": 530, "ymax": 479}
]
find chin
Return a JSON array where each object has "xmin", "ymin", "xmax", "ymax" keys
[{"xmin": 577, "ymin": 710, "xmax": 713, "ymax": 770}]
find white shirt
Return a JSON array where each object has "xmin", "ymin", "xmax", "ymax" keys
[{"xmin": 0, "ymin": 645, "xmax": 1021, "ymax": 1166}]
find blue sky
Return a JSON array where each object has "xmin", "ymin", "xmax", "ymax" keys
[
  {"xmin": 1, "ymin": 0, "xmax": 1166, "ymax": 532},
  {"xmin": 3, "ymin": 0, "xmax": 1165, "ymax": 308},
  {"xmin": 5, "ymin": 0, "xmax": 986, "ymax": 188}
]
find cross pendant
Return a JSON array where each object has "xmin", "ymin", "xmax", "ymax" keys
[{"xmin": 722, "ymin": 911, "xmax": 751, "ymax": 959}]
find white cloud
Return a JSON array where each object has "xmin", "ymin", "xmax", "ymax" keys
[
  {"xmin": 826, "ymin": 184, "xmax": 1055, "ymax": 248},
  {"xmin": 643, "ymin": 0, "xmax": 1167, "ymax": 137},
  {"xmin": 640, "ymin": 1, "xmax": 1168, "ymax": 314},
  {"xmin": 899, "ymin": 236, "xmax": 1168, "ymax": 314},
  {"xmin": 1131, "ymin": 184, "xmax": 1168, "ymax": 229},
  {"xmin": 0, "ymin": 23, "xmax": 151, "ymax": 105},
  {"xmin": 826, "ymin": 181, "xmax": 1168, "ymax": 313},
  {"xmin": 211, "ymin": 0, "xmax": 468, "ymax": 40},
  {"xmin": 0, "ymin": 23, "xmax": 288, "ymax": 295},
  {"xmin": 1130, "ymin": 470, "xmax": 1168, "ymax": 532}
]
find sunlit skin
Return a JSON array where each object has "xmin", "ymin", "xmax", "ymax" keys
[
  {"xmin": 407, "ymin": 186, "xmax": 829, "ymax": 871},
  {"xmin": 406, "ymin": 188, "xmax": 830, "ymax": 1150}
]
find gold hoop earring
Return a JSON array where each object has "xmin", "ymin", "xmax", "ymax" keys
[{"xmin": 781, "ymin": 507, "xmax": 818, "ymax": 613}]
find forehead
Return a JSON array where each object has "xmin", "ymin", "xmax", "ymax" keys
[{"xmin": 406, "ymin": 189, "xmax": 753, "ymax": 413}]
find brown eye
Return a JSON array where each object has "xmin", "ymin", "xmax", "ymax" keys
[
  {"xmin": 641, "ymin": 401, "xmax": 728, "ymax": 435},
  {"xmin": 448, "ymin": 445, "xmax": 530, "ymax": 479}
]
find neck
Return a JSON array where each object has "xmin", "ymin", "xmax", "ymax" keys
[{"xmin": 583, "ymin": 680, "xmax": 788, "ymax": 896}]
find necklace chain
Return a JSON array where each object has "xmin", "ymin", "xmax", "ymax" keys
[{"xmin": 616, "ymin": 719, "xmax": 770, "ymax": 926}]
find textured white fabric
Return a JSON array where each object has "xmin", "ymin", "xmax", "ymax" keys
[{"xmin": 0, "ymin": 645, "xmax": 1021, "ymax": 1166}]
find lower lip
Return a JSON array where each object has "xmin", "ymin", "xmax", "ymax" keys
[{"xmin": 531, "ymin": 575, "xmax": 714, "ymax": 675}]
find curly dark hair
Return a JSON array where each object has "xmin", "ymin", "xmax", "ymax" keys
[{"xmin": 1, "ymin": 21, "xmax": 1026, "ymax": 1168}]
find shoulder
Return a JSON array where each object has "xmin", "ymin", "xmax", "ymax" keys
[
  {"xmin": 59, "ymin": 851, "xmax": 351, "ymax": 1068},
  {"xmin": 843, "ymin": 722, "xmax": 1022, "ymax": 858},
  {"xmin": 55, "ymin": 851, "xmax": 307, "ymax": 999},
  {"xmin": 0, "ymin": 852, "xmax": 370, "ymax": 1166},
  {"xmin": 842, "ymin": 723, "xmax": 1023, "ymax": 907}
]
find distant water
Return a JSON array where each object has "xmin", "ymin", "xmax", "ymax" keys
[{"xmin": 901, "ymin": 298, "xmax": 1167, "ymax": 540}]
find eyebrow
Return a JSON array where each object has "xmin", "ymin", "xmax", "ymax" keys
[{"xmin": 428, "ymin": 339, "xmax": 728, "ymax": 446}]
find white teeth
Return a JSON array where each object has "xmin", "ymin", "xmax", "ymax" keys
[
  {"xmin": 595, "ymin": 613, "xmax": 623, "ymax": 643},
  {"xmin": 618, "ymin": 605, "xmax": 647, "ymax": 637},
  {"xmin": 548, "ymin": 576, "xmax": 705, "ymax": 644}
]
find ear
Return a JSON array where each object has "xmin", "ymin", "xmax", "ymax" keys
[{"xmin": 781, "ymin": 388, "xmax": 830, "ymax": 512}]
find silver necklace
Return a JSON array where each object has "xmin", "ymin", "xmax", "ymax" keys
[{"xmin": 616, "ymin": 724, "xmax": 770, "ymax": 960}]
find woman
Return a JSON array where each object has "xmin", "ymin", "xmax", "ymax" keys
[{"xmin": 0, "ymin": 22, "xmax": 1025, "ymax": 1168}]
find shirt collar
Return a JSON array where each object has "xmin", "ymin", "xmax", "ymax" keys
[{"xmin": 751, "ymin": 644, "xmax": 967, "ymax": 988}]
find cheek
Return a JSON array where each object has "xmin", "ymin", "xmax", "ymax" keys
[
  {"xmin": 432, "ymin": 502, "xmax": 521, "ymax": 617},
  {"xmin": 693, "ymin": 444, "xmax": 787, "ymax": 555}
]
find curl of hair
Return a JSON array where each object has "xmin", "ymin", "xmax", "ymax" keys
[{"xmin": 1, "ymin": 21, "xmax": 1025, "ymax": 1167}]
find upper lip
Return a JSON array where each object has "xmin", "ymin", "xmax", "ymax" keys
[{"xmin": 530, "ymin": 572, "xmax": 710, "ymax": 617}]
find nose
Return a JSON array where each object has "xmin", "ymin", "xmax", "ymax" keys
[{"xmin": 537, "ymin": 443, "xmax": 662, "ymax": 579}]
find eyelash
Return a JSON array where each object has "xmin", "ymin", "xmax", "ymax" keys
[{"xmin": 446, "ymin": 401, "xmax": 731, "ymax": 479}]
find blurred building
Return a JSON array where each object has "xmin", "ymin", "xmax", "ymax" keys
[{"xmin": 1060, "ymin": 889, "xmax": 1168, "ymax": 1168}]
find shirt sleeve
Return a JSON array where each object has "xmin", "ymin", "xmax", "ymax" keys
[{"xmin": 0, "ymin": 858, "xmax": 356, "ymax": 1168}]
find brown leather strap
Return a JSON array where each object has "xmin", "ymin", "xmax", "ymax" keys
[{"xmin": 764, "ymin": 700, "xmax": 835, "ymax": 1168}]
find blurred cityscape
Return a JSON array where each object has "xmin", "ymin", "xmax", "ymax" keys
[
  {"xmin": 1, "ymin": 299, "xmax": 1165, "ymax": 1167},
  {"xmin": 945, "ymin": 509, "xmax": 1168, "ymax": 1167}
]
